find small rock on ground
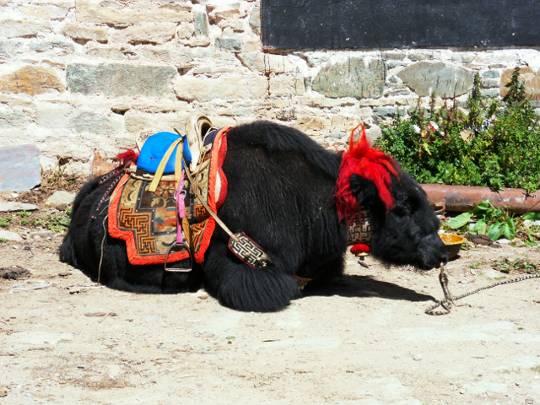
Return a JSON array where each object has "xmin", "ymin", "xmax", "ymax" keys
[
  {"xmin": 0, "ymin": 229, "xmax": 23, "ymax": 242},
  {"xmin": 44, "ymin": 191, "xmax": 75, "ymax": 209},
  {"xmin": 0, "ymin": 201, "xmax": 38, "ymax": 212},
  {"xmin": 0, "ymin": 266, "xmax": 31, "ymax": 280}
]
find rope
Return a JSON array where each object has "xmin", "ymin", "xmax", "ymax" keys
[
  {"xmin": 97, "ymin": 214, "xmax": 108, "ymax": 284},
  {"xmin": 425, "ymin": 267, "xmax": 540, "ymax": 315},
  {"xmin": 91, "ymin": 169, "xmax": 123, "ymax": 220},
  {"xmin": 182, "ymin": 160, "xmax": 237, "ymax": 241}
]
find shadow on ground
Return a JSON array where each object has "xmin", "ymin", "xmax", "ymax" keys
[{"xmin": 303, "ymin": 275, "xmax": 435, "ymax": 302}]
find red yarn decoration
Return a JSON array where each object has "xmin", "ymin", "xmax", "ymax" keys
[
  {"xmin": 335, "ymin": 123, "xmax": 398, "ymax": 221},
  {"xmin": 115, "ymin": 149, "xmax": 139, "ymax": 167}
]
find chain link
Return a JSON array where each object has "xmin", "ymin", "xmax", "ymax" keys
[{"xmin": 425, "ymin": 267, "xmax": 540, "ymax": 316}]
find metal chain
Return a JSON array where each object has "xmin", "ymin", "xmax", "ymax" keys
[{"xmin": 425, "ymin": 267, "xmax": 540, "ymax": 316}]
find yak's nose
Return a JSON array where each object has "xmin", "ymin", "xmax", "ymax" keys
[{"xmin": 440, "ymin": 252, "xmax": 449, "ymax": 266}]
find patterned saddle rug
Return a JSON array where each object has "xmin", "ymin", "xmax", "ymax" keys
[{"xmin": 108, "ymin": 128, "xmax": 229, "ymax": 266}]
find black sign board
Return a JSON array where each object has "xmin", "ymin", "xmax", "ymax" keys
[{"xmin": 261, "ymin": 0, "xmax": 540, "ymax": 50}]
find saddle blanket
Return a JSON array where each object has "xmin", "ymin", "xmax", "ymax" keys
[{"xmin": 108, "ymin": 128, "xmax": 229, "ymax": 266}]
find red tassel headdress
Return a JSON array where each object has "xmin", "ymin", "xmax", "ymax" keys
[{"xmin": 335, "ymin": 123, "xmax": 398, "ymax": 221}]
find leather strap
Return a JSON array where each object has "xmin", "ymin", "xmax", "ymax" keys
[
  {"xmin": 148, "ymin": 138, "xmax": 183, "ymax": 192},
  {"xmin": 183, "ymin": 159, "xmax": 237, "ymax": 241}
]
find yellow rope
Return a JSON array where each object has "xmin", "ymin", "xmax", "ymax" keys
[{"xmin": 148, "ymin": 138, "xmax": 184, "ymax": 192}]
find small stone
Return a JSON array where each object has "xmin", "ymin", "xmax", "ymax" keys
[
  {"xmin": 0, "ymin": 201, "xmax": 38, "ymax": 212},
  {"xmin": 0, "ymin": 145, "xmax": 41, "ymax": 192},
  {"xmin": 10, "ymin": 280, "xmax": 51, "ymax": 292},
  {"xmin": 398, "ymin": 61, "xmax": 474, "ymax": 98},
  {"xmin": 0, "ymin": 386, "xmax": 8, "ymax": 397},
  {"xmin": 215, "ymin": 36, "xmax": 242, "ymax": 51},
  {"xmin": 45, "ymin": 191, "xmax": 75, "ymax": 209},
  {"xmin": 63, "ymin": 23, "xmax": 108, "ymax": 44},
  {"xmin": 112, "ymin": 23, "xmax": 177, "ymax": 45},
  {"xmin": 29, "ymin": 230, "xmax": 55, "ymax": 240},
  {"xmin": 0, "ymin": 229, "xmax": 22, "ymax": 242},
  {"xmin": 174, "ymin": 74, "xmax": 267, "ymax": 102},
  {"xmin": 0, "ymin": 66, "xmax": 64, "ymax": 95},
  {"xmin": 196, "ymin": 290, "xmax": 209, "ymax": 300},
  {"xmin": 373, "ymin": 106, "xmax": 397, "ymax": 119},
  {"xmin": 0, "ymin": 266, "xmax": 31, "ymax": 280}
]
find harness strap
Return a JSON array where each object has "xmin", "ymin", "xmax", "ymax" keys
[
  {"xmin": 148, "ymin": 137, "xmax": 184, "ymax": 192},
  {"xmin": 183, "ymin": 158, "xmax": 237, "ymax": 241}
]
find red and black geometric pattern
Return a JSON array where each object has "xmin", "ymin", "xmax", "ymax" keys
[{"xmin": 108, "ymin": 127, "xmax": 230, "ymax": 266}]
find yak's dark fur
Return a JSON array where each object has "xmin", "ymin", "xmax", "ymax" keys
[{"xmin": 60, "ymin": 121, "xmax": 447, "ymax": 311}]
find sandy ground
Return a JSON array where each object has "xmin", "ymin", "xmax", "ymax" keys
[{"xmin": 1, "ymin": 230, "xmax": 539, "ymax": 404}]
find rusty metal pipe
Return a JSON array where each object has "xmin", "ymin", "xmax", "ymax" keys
[{"xmin": 422, "ymin": 184, "xmax": 540, "ymax": 213}]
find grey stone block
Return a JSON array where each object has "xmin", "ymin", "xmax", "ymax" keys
[
  {"xmin": 398, "ymin": 61, "xmax": 474, "ymax": 98},
  {"xmin": 0, "ymin": 144, "xmax": 41, "ymax": 192},
  {"xmin": 0, "ymin": 201, "xmax": 38, "ymax": 212},
  {"xmin": 215, "ymin": 37, "xmax": 242, "ymax": 51},
  {"xmin": 66, "ymin": 63, "xmax": 177, "ymax": 97},
  {"xmin": 312, "ymin": 58, "xmax": 385, "ymax": 99}
]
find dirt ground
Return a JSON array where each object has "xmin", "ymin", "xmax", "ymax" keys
[{"xmin": 1, "ymin": 225, "xmax": 540, "ymax": 404}]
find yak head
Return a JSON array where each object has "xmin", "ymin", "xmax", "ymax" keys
[{"xmin": 336, "ymin": 124, "xmax": 448, "ymax": 270}]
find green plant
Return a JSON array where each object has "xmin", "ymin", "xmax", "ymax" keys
[
  {"xmin": 30, "ymin": 210, "xmax": 71, "ymax": 233},
  {"xmin": 445, "ymin": 200, "xmax": 517, "ymax": 240},
  {"xmin": 493, "ymin": 258, "xmax": 539, "ymax": 274},
  {"xmin": 377, "ymin": 68, "xmax": 540, "ymax": 193},
  {"xmin": 0, "ymin": 216, "xmax": 12, "ymax": 228}
]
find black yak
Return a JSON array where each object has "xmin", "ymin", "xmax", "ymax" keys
[{"xmin": 60, "ymin": 121, "xmax": 447, "ymax": 311}]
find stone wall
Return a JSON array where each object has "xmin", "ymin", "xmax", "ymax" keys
[{"xmin": 0, "ymin": 0, "xmax": 539, "ymax": 174}]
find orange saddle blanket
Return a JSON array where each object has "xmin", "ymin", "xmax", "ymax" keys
[{"xmin": 108, "ymin": 129, "xmax": 229, "ymax": 266}]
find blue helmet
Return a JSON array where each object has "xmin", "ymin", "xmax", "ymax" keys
[{"xmin": 137, "ymin": 131, "xmax": 192, "ymax": 174}]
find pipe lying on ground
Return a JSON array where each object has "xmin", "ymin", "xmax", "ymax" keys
[{"xmin": 422, "ymin": 184, "xmax": 540, "ymax": 213}]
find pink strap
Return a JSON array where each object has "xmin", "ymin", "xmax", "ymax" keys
[{"xmin": 174, "ymin": 174, "xmax": 186, "ymax": 245}]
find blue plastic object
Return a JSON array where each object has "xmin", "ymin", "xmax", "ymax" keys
[{"xmin": 137, "ymin": 131, "xmax": 192, "ymax": 174}]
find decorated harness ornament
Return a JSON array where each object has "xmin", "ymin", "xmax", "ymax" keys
[{"xmin": 336, "ymin": 123, "xmax": 399, "ymax": 254}]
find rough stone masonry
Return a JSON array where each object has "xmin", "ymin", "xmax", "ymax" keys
[{"xmin": 0, "ymin": 0, "xmax": 539, "ymax": 176}]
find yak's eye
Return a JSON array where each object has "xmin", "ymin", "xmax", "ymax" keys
[
  {"xmin": 406, "ymin": 196, "xmax": 420, "ymax": 211},
  {"xmin": 393, "ymin": 205, "xmax": 408, "ymax": 216}
]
